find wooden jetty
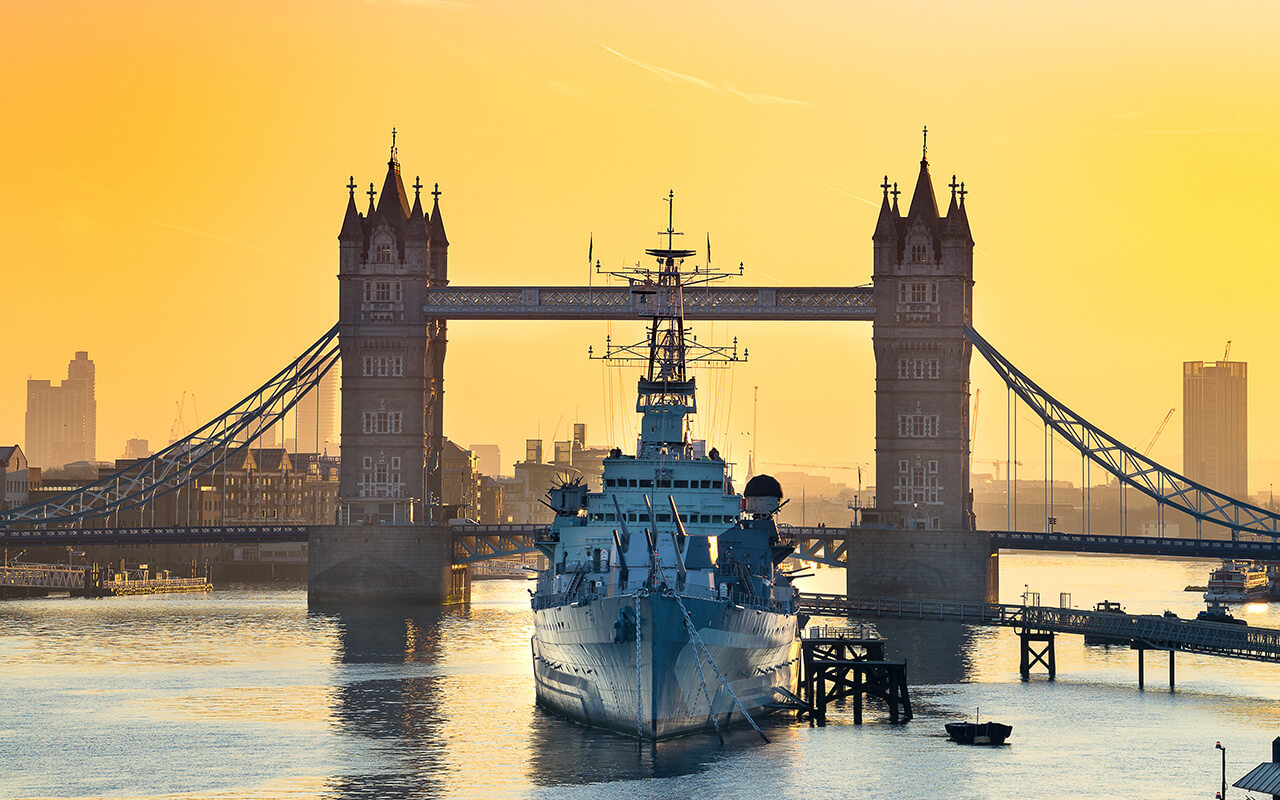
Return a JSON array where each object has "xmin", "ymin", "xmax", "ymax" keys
[{"xmin": 797, "ymin": 625, "xmax": 913, "ymax": 726}]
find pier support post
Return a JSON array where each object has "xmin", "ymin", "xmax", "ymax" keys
[
  {"xmin": 1137, "ymin": 648, "xmax": 1144, "ymax": 689},
  {"xmin": 1169, "ymin": 650, "xmax": 1175, "ymax": 690},
  {"xmin": 1019, "ymin": 630, "xmax": 1056, "ymax": 680}
]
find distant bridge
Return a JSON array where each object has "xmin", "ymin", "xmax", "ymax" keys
[{"xmin": 7, "ymin": 523, "xmax": 1275, "ymax": 567}]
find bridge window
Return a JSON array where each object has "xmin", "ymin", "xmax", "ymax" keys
[
  {"xmin": 896, "ymin": 358, "xmax": 940, "ymax": 380},
  {"xmin": 362, "ymin": 355, "xmax": 404, "ymax": 377},
  {"xmin": 895, "ymin": 461, "xmax": 942, "ymax": 505},
  {"xmin": 910, "ymin": 244, "xmax": 927, "ymax": 263},
  {"xmin": 376, "ymin": 244, "xmax": 393, "ymax": 263},
  {"xmin": 362, "ymin": 410, "xmax": 403, "ymax": 434},
  {"xmin": 363, "ymin": 280, "xmax": 403, "ymax": 302},
  {"xmin": 897, "ymin": 413, "xmax": 939, "ymax": 438}
]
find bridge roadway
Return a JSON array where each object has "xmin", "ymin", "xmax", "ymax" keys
[
  {"xmin": 5, "ymin": 524, "xmax": 1280, "ymax": 565},
  {"xmin": 799, "ymin": 593, "xmax": 1280, "ymax": 665}
]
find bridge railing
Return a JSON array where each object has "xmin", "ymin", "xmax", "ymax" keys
[{"xmin": 799, "ymin": 593, "xmax": 1280, "ymax": 662}]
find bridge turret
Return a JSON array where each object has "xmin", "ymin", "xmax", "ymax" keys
[
  {"xmin": 428, "ymin": 184, "xmax": 449, "ymax": 283},
  {"xmin": 872, "ymin": 176, "xmax": 900, "ymax": 273}
]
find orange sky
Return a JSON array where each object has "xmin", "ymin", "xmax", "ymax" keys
[{"xmin": 3, "ymin": 0, "xmax": 1280, "ymax": 493}]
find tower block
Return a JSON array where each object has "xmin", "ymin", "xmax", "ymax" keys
[
  {"xmin": 850, "ymin": 130, "xmax": 995, "ymax": 603},
  {"xmin": 309, "ymin": 135, "xmax": 466, "ymax": 605}
]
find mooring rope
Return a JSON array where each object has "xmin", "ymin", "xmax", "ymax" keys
[
  {"xmin": 669, "ymin": 589, "xmax": 769, "ymax": 743},
  {"xmin": 678, "ymin": 596, "xmax": 725, "ymax": 744},
  {"xmin": 634, "ymin": 592, "xmax": 644, "ymax": 740}
]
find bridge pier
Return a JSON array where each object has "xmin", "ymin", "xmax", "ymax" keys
[
  {"xmin": 308, "ymin": 525, "xmax": 468, "ymax": 606},
  {"xmin": 1133, "ymin": 645, "xmax": 1175, "ymax": 690},
  {"xmin": 844, "ymin": 528, "xmax": 998, "ymax": 603}
]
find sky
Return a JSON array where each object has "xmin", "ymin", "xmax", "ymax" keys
[{"xmin": 3, "ymin": 0, "xmax": 1280, "ymax": 493}]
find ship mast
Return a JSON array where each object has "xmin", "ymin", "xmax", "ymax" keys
[{"xmin": 592, "ymin": 191, "xmax": 746, "ymax": 458}]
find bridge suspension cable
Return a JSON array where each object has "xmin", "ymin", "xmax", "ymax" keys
[
  {"xmin": 967, "ymin": 325, "xmax": 1280, "ymax": 538},
  {"xmin": 1, "ymin": 325, "xmax": 340, "ymax": 527}
]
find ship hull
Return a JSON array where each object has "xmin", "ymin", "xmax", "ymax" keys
[{"xmin": 532, "ymin": 592, "xmax": 800, "ymax": 739}]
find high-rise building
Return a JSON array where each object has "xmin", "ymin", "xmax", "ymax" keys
[
  {"xmin": 469, "ymin": 443, "xmax": 502, "ymax": 477},
  {"xmin": 122, "ymin": 438, "xmax": 151, "ymax": 459},
  {"xmin": 297, "ymin": 368, "xmax": 340, "ymax": 456},
  {"xmin": 1183, "ymin": 359, "xmax": 1247, "ymax": 498},
  {"xmin": 25, "ymin": 351, "xmax": 97, "ymax": 469}
]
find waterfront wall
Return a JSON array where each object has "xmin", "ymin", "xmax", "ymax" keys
[
  {"xmin": 845, "ymin": 528, "xmax": 997, "ymax": 603},
  {"xmin": 308, "ymin": 524, "xmax": 469, "ymax": 606}
]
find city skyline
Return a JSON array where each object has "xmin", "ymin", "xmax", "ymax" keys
[{"xmin": 4, "ymin": 0, "xmax": 1280, "ymax": 493}]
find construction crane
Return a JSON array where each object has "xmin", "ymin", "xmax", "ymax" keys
[
  {"xmin": 1106, "ymin": 408, "xmax": 1174, "ymax": 484},
  {"xmin": 1143, "ymin": 408, "xmax": 1175, "ymax": 457},
  {"xmin": 1223, "ymin": 340, "xmax": 1232, "ymax": 361},
  {"xmin": 973, "ymin": 458, "xmax": 1023, "ymax": 482}
]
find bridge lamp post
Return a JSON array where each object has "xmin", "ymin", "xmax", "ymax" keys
[{"xmin": 1215, "ymin": 740, "xmax": 1226, "ymax": 799}]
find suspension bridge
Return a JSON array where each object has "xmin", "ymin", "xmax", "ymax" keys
[{"xmin": 3, "ymin": 133, "xmax": 1277, "ymax": 605}]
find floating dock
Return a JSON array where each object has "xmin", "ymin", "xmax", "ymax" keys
[{"xmin": 0, "ymin": 562, "xmax": 211, "ymax": 598}]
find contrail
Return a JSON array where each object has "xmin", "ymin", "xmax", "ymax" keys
[
  {"xmin": 825, "ymin": 185, "xmax": 879, "ymax": 208},
  {"xmin": 600, "ymin": 44, "xmax": 807, "ymax": 106}
]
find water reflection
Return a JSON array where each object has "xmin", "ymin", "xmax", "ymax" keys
[
  {"xmin": 318, "ymin": 605, "xmax": 454, "ymax": 800},
  {"xmin": 524, "ymin": 702, "xmax": 777, "ymax": 786}
]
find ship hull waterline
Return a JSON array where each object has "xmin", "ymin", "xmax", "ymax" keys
[{"xmin": 533, "ymin": 591, "xmax": 801, "ymax": 740}]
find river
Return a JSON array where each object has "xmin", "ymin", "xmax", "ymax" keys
[{"xmin": 2, "ymin": 553, "xmax": 1277, "ymax": 799}]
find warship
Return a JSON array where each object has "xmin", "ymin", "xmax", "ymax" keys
[{"xmin": 530, "ymin": 194, "xmax": 803, "ymax": 740}]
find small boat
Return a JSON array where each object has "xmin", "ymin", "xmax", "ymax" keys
[
  {"xmin": 1083, "ymin": 600, "xmax": 1130, "ymax": 645},
  {"xmin": 945, "ymin": 722, "xmax": 1012, "ymax": 746},
  {"xmin": 1197, "ymin": 600, "xmax": 1248, "ymax": 626},
  {"xmin": 946, "ymin": 708, "xmax": 1012, "ymax": 746}
]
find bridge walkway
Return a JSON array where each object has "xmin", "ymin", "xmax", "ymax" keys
[{"xmin": 799, "ymin": 593, "xmax": 1280, "ymax": 665}]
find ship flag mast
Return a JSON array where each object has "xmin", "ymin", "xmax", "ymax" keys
[{"xmin": 590, "ymin": 191, "xmax": 746, "ymax": 457}]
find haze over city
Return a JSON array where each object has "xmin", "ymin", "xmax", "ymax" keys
[{"xmin": 4, "ymin": 0, "xmax": 1280, "ymax": 492}]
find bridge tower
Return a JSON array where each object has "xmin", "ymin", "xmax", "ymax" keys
[
  {"xmin": 335, "ymin": 136, "xmax": 449, "ymax": 524},
  {"xmin": 311, "ymin": 135, "xmax": 466, "ymax": 606},
  {"xmin": 870, "ymin": 130, "xmax": 975, "ymax": 532}
]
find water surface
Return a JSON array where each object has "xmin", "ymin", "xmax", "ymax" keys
[{"xmin": 2, "ymin": 553, "xmax": 1276, "ymax": 799}]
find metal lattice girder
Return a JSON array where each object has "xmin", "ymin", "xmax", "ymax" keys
[
  {"xmin": 451, "ymin": 524, "xmax": 544, "ymax": 563},
  {"xmin": 0, "ymin": 525, "xmax": 310, "ymax": 547},
  {"xmin": 781, "ymin": 526, "xmax": 848, "ymax": 566},
  {"xmin": 967, "ymin": 325, "xmax": 1280, "ymax": 537},
  {"xmin": 0, "ymin": 326, "xmax": 340, "ymax": 527},
  {"xmin": 422, "ymin": 286, "xmax": 874, "ymax": 320}
]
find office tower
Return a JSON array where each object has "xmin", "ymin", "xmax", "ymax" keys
[
  {"xmin": 25, "ymin": 351, "xmax": 96, "ymax": 469},
  {"xmin": 1183, "ymin": 359, "xmax": 1247, "ymax": 498}
]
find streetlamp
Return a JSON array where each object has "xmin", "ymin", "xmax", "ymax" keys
[{"xmin": 1215, "ymin": 741, "xmax": 1226, "ymax": 799}]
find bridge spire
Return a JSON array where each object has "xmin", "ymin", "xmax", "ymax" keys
[
  {"xmin": 428, "ymin": 182, "xmax": 448, "ymax": 246},
  {"xmin": 873, "ymin": 174, "xmax": 900, "ymax": 243},
  {"xmin": 339, "ymin": 175, "xmax": 364, "ymax": 241},
  {"xmin": 409, "ymin": 175, "xmax": 426, "ymax": 223}
]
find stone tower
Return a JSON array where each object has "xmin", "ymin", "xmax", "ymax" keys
[
  {"xmin": 871, "ymin": 131, "xmax": 974, "ymax": 531},
  {"xmin": 336, "ymin": 136, "xmax": 448, "ymax": 524}
]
